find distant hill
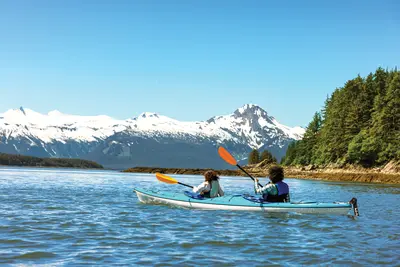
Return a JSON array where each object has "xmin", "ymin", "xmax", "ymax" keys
[{"xmin": 0, "ymin": 153, "xmax": 104, "ymax": 169}]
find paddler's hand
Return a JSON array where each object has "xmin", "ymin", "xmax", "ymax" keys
[{"xmin": 254, "ymin": 178, "xmax": 260, "ymax": 194}]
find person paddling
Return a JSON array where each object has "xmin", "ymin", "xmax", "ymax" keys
[
  {"xmin": 254, "ymin": 165, "xmax": 290, "ymax": 202},
  {"xmin": 193, "ymin": 170, "xmax": 224, "ymax": 198}
]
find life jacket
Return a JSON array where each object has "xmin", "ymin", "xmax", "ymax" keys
[
  {"xmin": 263, "ymin": 181, "xmax": 290, "ymax": 203},
  {"xmin": 202, "ymin": 180, "xmax": 221, "ymax": 198}
]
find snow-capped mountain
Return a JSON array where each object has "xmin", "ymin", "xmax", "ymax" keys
[{"xmin": 0, "ymin": 104, "xmax": 304, "ymax": 169}]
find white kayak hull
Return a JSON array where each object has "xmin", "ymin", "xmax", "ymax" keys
[{"xmin": 135, "ymin": 188, "xmax": 355, "ymax": 215}]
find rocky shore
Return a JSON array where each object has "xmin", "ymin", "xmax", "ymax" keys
[
  {"xmin": 123, "ymin": 167, "xmax": 244, "ymax": 177},
  {"xmin": 244, "ymin": 160, "xmax": 400, "ymax": 184},
  {"xmin": 284, "ymin": 169, "xmax": 400, "ymax": 184},
  {"xmin": 123, "ymin": 160, "xmax": 400, "ymax": 184}
]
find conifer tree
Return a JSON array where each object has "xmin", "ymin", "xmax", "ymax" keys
[
  {"xmin": 260, "ymin": 150, "xmax": 277, "ymax": 163},
  {"xmin": 283, "ymin": 67, "xmax": 399, "ymax": 167},
  {"xmin": 248, "ymin": 149, "xmax": 260, "ymax": 164}
]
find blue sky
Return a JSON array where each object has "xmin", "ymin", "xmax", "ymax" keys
[{"xmin": 0, "ymin": 0, "xmax": 399, "ymax": 127}]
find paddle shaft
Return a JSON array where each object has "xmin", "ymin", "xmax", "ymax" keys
[
  {"xmin": 178, "ymin": 182, "xmax": 194, "ymax": 189},
  {"xmin": 236, "ymin": 164, "xmax": 263, "ymax": 187},
  {"xmin": 218, "ymin": 146, "xmax": 264, "ymax": 188}
]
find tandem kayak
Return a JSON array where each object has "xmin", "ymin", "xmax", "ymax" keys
[{"xmin": 134, "ymin": 188, "xmax": 359, "ymax": 216}]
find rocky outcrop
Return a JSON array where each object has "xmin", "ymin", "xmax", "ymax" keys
[
  {"xmin": 381, "ymin": 160, "xmax": 400, "ymax": 174},
  {"xmin": 281, "ymin": 164, "xmax": 400, "ymax": 184},
  {"xmin": 284, "ymin": 168, "xmax": 400, "ymax": 184}
]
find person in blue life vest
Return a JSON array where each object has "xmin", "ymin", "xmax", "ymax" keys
[
  {"xmin": 254, "ymin": 165, "xmax": 290, "ymax": 202},
  {"xmin": 192, "ymin": 170, "xmax": 224, "ymax": 198}
]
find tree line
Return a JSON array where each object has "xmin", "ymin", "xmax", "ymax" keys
[
  {"xmin": 248, "ymin": 149, "xmax": 277, "ymax": 164},
  {"xmin": 282, "ymin": 67, "xmax": 399, "ymax": 167},
  {"xmin": 0, "ymin": 153, "xmax": 104, "ymax": 169}
]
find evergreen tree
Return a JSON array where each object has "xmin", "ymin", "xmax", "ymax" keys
[
  {"xmin": 260, "ymin": 150, "xmax": 272, "ymax": 162},
  {"xmin": 368, "ymin": 71, "xmax": 400, "ymax": 163},
  {"xmin": 300, "ymin": 112, "xmax": 322, "ymax": 165},
  {"xmin": 347, "ymin": 129, "xmax": 378, "ymax": 166},
  {"xmin": 280, "ymin": 155, "xmax": 286, "ymax": 165},
  {"xmin": 358, "ymin": 73, "xmax": 375, "ymax": 129},
  {"xmin": 283, "ymin": 67, "xmax": 399, "ymax": 167},
  {"xmin": 248, "ymin": 149, "xmax": 260, "ymax": 164},
  {"xmin": 281, "ymin": 141, "xmax": 299, "ymax": 165},
  {"xmin": 260, "ymin": 150, "xmax": 277, "ymax": 164}
]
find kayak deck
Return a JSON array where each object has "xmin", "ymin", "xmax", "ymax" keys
[{"xmin": 134, "ymin": 188, "xmax": 356, "ymax": 215}]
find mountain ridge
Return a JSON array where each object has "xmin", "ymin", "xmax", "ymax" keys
[{"xmin": 0, "ymin": 104, "xmax": 304, "ymax": 169}]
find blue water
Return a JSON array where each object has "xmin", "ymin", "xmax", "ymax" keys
[{"xmin": 0, "ymin": 167, "xmax": 399, "ymax": 266}]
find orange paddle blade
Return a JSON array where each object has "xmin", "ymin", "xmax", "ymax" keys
[
  {"xmin": 218, "ymin": 146, "xmax": 237, "ymax": 166},
  {"xmin": 155, "ymin": 173, "xmax": 178, "ymax": 184}
]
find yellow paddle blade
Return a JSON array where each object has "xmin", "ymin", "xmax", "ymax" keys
[
  {"xmin": 155, "ymin": 173, "xmax": 178, "ymax": 184},
  {"xmin": 218, "ymin": 146, "xmax": 237, "ymax": 166}
]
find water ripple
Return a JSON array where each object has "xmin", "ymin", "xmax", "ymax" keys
[{"xmin": 0, "ymin": 167, "xmax": 399, "ymax": 265}]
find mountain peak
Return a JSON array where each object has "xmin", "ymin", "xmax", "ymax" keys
[
  {"xmin": 234, "ymin": 103, "xmax": 269, "ymax": 118},
  {"xmin": 242, "ymin": 103, "xmax": 258, "ymax": 109},
  {"xmin": 237, "ymin": 103, "xmax": 258, "ymax": 111},
  {"xmin": 136, "ymin": 112, "xmax": 159, "ymax": 119},
  {"xmin": 19, "ymin": 106, "xmax": 26, "ymax": 115}
]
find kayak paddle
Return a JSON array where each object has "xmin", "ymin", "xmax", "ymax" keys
[
  {"xmin": 155, "ymin": 173, "xmax": 194, "ymax": 188},
  {"xmin": 218, "ymin": 146, "xmax": 263, "ymax": 187}
]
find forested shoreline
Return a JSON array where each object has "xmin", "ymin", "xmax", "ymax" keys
[
  {"xmin": 0, "ymin": 153, "xmax": 104, "ymax": 169},
  {"xmin": 282, "ymin": 67, "xmax": 399, "ymax": 168}
]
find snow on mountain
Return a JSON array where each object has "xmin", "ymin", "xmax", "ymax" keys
[
  {"xmin": 0, "ymin": 106, "xmax": 126, "ymax": 143},
  {"xmin": 207, "ymin": 104, "xmax": 304, "ymax": 149},
  {"xmin": 0, "ymin": 104, "xmax": 304, "ymax": 168},
  {"xmin": 0, "ymin": 104, "xmax": 304, "ymax": 146}
]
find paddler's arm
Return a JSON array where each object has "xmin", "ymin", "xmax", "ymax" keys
[
  {"xmin": 254, "ymin": 179, "xmax": 276, "ymax": 195},
  {"xmin": 254, "ymin": 178, "xmax": 262, "ymax": 194},
  {"xmin": 192, "ymin": 182, "xmax": 210, "ymax": 194}
]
